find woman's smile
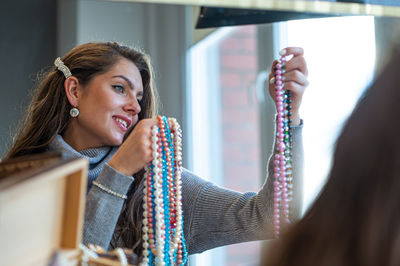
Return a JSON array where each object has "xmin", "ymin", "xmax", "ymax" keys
[{"xmin": 112, "ymin": 115, "xmax": 132, "ymax": 132}]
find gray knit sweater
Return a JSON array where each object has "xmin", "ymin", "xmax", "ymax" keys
[{"xmin": 48, "ymin": 123, "xmax": 303, "ymax": 255}]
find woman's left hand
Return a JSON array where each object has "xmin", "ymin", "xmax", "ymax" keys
[{"xmin": 268, "ymin": 47, "xmax": 308, "ymax": 126}]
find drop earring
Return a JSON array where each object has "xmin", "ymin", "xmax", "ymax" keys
[{"xmin": 70, "ymin": 107, "xmax": 79, "ymax": 118}]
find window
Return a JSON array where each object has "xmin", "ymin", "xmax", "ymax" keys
[
  {"xmin": 188, "ymin": 25, "xmax": 262, "ymax": 266},
  {"xmin": 281, "ymin": 16, "xmax": 376, "ymax": 210}
]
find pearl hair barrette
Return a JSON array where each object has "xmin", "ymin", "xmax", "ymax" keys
[
  {"xmin": 140, "ymin": 115, "xmax": 188, "ymax": 266},
  {"xmin": 54, "ymin": 57, "xmax": 72, "ymax": 78}
]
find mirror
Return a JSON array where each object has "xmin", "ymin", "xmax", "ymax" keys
[{"xmin": 1, "ymin": 1, "xmax": 400, "ymax": 265}]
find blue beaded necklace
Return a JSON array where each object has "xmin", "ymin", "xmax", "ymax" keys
[{"xmin": 141, "ymin": 116, "xmax": 188, "ymax": 266}]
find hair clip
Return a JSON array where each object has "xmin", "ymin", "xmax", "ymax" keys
[{"xmin": 54, "ymin": 57, "xmax": 72, "ymax": 78}]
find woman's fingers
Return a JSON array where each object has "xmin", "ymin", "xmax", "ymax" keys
[
  {"xmin": 284, "ymin": 55, "xmax": 308, "ymax": 77},
  {"xmin": 280, "ymin": 47, "xmax": 304, "ymax": 57},
  {"xmin": 109, "ymin": 118, "xmax": 158, "ymax": 175},
  {"xmin": 283, "ymin": 70, "xmax": 309, "ymax": 87},
  {"xmin": 267, "ymin": 47, "xmax": 308, "ymax": 126},
  {"xmin": 135, "ymin": 118, "xmax": 158, "ymax": 129},
  {"xmin": 110, "ymin": 117, "xmax": 182, "ymax": 176},
  {"xmin": 283, "ymin": 81, "xmax": 305, "ymax": 96},
  {"xmin": 268, "ymin": 68, "xmax": 307, "ymax": 98}
]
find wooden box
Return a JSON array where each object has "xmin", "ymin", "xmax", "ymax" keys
[{"xmin": 0, "ymin": 154, "xmax": 88, "ymax": 266}]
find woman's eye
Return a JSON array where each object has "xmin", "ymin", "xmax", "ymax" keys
[
  {"xmin": 112, "ymin": 85, "xmax": 126, "ymax": 94},
  {"xmin": 137, "ymin": 93, "xmax": 143, "ymax": 103}
]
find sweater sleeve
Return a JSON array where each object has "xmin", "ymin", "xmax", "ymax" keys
[
  {"xmin": 182, "ymin": 123, "xmax": 304, "ymax": 254},
  {"xmin": 83, "ymin": 163, "xmax": 134, "ymax": 249}
]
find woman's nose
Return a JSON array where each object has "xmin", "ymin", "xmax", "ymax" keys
[{"xmin": 124, "ymin": 97, "xmax": 141, "ymax": 115}]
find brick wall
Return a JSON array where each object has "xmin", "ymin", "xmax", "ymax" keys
[{"xmin": 219, "ymin": 25, "xmax": 261, "ymax": 266}]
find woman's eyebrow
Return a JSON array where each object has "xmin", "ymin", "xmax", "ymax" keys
[{"xmin": 112, "ymin": 75, "xmax": 135, "ymax": 90}]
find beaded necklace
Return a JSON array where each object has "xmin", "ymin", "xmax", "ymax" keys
[
  {"xmin": 273, "ymin": 55, "xmax": 293, "ymax": 239},
  {"xmin": 141, "ymin": 116, "xmax": 188, "ymax": 266}
]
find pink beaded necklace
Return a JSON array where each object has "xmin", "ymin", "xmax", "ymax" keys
[{"xmin": 273, "ymin": 55, "xmax": 293, "ymax": 239}]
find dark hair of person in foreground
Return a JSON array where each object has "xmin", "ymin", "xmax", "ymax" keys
[{"xmin": 263, "ymin": 50, "xmax": 400, "ymax": 266}]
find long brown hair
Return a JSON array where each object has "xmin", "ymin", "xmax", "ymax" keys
[
  {"xmin": 264, "ymin": 50, "xmax": 400, "ymax": 266},
  {"xmin": 5, "ymin": 42, "xmax": 158, "ymax": 255}
]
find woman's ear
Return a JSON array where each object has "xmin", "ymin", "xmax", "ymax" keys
[{"xmin": 64, "ymin": 76, "xmax": 81, "ymax": 107}]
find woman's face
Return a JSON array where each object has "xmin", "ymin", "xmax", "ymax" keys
[{"xmin": 65, "ymin": 57, "xmax": 143, "ymax": 150}]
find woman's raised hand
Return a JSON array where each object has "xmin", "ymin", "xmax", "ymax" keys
[
  {"xmin": 108, "ymin": 118, "xmax": 158, "ymax": 176},
  {"xmin": 268, "ymin": 47, "xmax": 308, "ymax": 126}
]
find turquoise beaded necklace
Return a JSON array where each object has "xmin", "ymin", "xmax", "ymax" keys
[{"xmin": 141, "ymin": 116, "xmax": 188, "ymax": 266}]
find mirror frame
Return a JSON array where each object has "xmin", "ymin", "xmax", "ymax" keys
[{"xmin": 111, "ymin": 0, "xmax": 400, "ymax": 18}]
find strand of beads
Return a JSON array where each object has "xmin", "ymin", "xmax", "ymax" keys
[
  {"xmin": 141, "ymin": 116, "xmax": 188, "ymax": 266},
  {"xmin": 283, "ymin": 68, "xmax": 294, "ymax": 223},
  {"xmin": 272, "ymin": 55, "xmax": 293, "ymax": 239},
  {"xmin": 168, "ymin": 118, "xmax": 186, "ymax": 263}
]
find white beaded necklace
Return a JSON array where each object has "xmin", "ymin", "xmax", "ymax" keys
[{"xmin": 141, "ymin": 116, "xmax": 187, "ymax": 266}]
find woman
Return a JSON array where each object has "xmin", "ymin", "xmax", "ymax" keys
[
  {"xmin": 4, "ymin": 42, "xmax": 308, "ymax": 257},
  {"xmin": 263, "ymin": 49, "xmax": 400, "ymax": 266}
]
